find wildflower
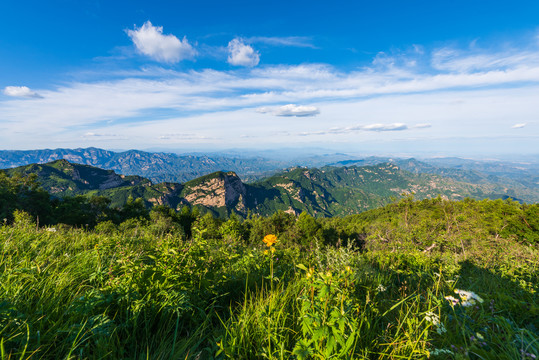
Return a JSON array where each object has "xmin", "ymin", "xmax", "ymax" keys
[
  {"xmin": 454, "ymin": 289, "xmax": 483, "ymax": 304},
  {"xmin": 425, "ymin": 312, "xmax": 440, "ymax": 326},
  {"xmin": 305, "ymin": 267, "xmax": 314, "ymax": 279},
  {"xmin": 445, "ymin": 295, "xmax": 459, "ymax": 306},
  {"xmin": 263, "ymin": 234, "xmax": 278, "ymax": 247},
  {"xmin": 425, "ymin": 311, "xmax": 447, "ymax": 334},
  {"xmin": 489, "ymin": 299, "xmax": 495, "ymax": 314},
  {"xmin": 377, "ymin": 284, "xmax": 387, "ymax": 292},
  {"xmin": 461, "ymin": 299, "xmax": 477, "ymax": 307}
]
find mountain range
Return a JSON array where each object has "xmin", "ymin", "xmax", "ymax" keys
[
  {"xmin": 0, "ymin": 147, "xmax": 288, "ymax": 183},
  {"xmin": 3, "ymin": 156, "xmax": 538, "ymax": 218},
  {"xmin": 2, "ymin": 147, "xmax": 538, "ymax": 188}
]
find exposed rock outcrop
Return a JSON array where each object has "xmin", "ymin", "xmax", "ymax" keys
[{"xmin": 182, "ymin": 171, "xmax": 247, "ymax": 211}]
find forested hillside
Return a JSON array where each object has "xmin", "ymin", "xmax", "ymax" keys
[{"xmin": 4, "ymin": 160, "xmax": 538, "ymax": 221}]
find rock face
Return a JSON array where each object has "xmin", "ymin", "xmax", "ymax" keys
[
  {"xmin": 148, "ymin": 183, "xmax": 183, "ymax": 206},
  {"xmin": 182, "ymin": 171, "xmax": 246, "ymax": 211}
]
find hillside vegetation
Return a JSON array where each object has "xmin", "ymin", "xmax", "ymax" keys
[
  {"xmin": 4, "ymin": 160, "xmax": 539, "ymax": 220},
  {"xmin": 1, "ymin": 177, "xmax": 538, "ymax": 358},
  {"xmin": 2, "ymin": 148, "xmax": 538, "ymax": 190}
]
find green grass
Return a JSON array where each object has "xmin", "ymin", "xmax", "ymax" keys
[{"xmin": 0, "ymin": 210, "xmax": 538, "ymax": 359}]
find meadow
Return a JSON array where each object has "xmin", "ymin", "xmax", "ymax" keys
[{"xmin": 0, "ymin": 198, "xmax": 538, "ymax": 359}]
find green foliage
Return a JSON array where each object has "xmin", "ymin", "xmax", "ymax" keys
[
  {"xmin": 7, "ymin": 159, "xmax": 539, "ymax": 223},
  {"xmin": 293, "ymin": 267, "xmax": 358, "ymax": 359},
  {"xmin": 0, "ymin": 194, "xmax": 538, "ymax": 359}
]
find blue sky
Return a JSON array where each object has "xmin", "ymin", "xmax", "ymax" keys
[{"xmin": 1, "ymin": 0, "xmax": 539, "ymax": 157}]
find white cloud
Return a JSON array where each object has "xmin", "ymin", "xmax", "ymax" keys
[
  {"xmin": 255, "ymin": 107, "xmax": 273, "ymax": 114},
  {"xmin": 256, "ymin": 104, "xmax": 320, "ymax": 117},
  {"xmin": 274, "ymin": 104, "xmax": 320, "ymax": 117},
  {"xmin": 126, "ymin": 21, "xmax": 196, "ymax": 63},
  {"xmin": 362, "ymin": 123, "xmax": 408, "ymax": 131},
  {"xmin": 82, "ymin": 132, "xmax": 126, "ymax": 140},
  {"xmin": 512, "ymin": 123, "xmax": 527, "ymax": 128},
  {"xmin": 227, "ymin": 38, "xmax": 260, "ymax": 67},
  {"xmin": 3, "ymin": 86, "xmax": 42, "ymax": 98}
]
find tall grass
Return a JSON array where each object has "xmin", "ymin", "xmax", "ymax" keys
[{"xmin": 0, "ymin": 215, "xmax": 537, "ymax": 359}]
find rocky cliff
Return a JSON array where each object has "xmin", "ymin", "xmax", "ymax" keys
[{"xmin": 181, "ymin": 171, "xmax": 247, "ymax": 213}]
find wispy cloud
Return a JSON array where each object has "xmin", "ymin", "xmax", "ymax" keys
[
  {"xmin": 158, "ymin": 132, "xmax": 215, "ymax": 140},
  {"xmin": 361, "ymin": 123, "xmax": 408, "ymax": 131},
  {"xmin": 247, "ymin": 36, "xmax": 316, "ymax": 48},
  {"xmin": 412, "ymin": 123, "xmax": 432, "ymax": 129},
  {"xmin": 83, "ymin": 132, "xmax": 123, "ymax": 137},
  {"xmin": 227, "ymin": 38, "xmax": 260, "ymax": 67},
  {"xmin": 512, "ymin": 123, "xmax": 527, "ymax": 129},
  {"xmin": 126, "ymin": 21, "xmax": 196, "ymax": 63},
  {"xmin": 431, "ymin": 45, "xmax": 539, "ymax": 73},
  {"xmin": 297, "ymin": 123, "xmax": 410, "ymax": 136},
  {"xmin": 3, "ymin": 86, "xmax": 42, "ymax": 98}
]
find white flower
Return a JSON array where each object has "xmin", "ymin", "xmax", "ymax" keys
[
  {"xmin": 460, "ymin": 299, "xmax": 476, "ymax": 307},
  {"xmin": 444, "ymin": 295, "xmax": 459, "ymax": 306},
  {"xmin": 455, "ymin": 289, "xmax": 483, "ymax": 304},
  {"xmin": 425, "ymin": 311, "xmax": 447, "ymax": 334},
  {"xmin": 377, "ymin": 284, "xmax": 387, "ymax": 292},
  {"xmin": 425, "ymin": 311, "xmax": 440, "ymax": 325}
]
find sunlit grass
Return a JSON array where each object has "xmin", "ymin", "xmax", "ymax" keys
[{"xmin": 0, "ymin": 212, "xmax": 537, "ymax": 359}]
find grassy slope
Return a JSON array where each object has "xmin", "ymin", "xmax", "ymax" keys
[{"xmin": 0, "ymin": 200, "xmax": 537, "ymax": 359}]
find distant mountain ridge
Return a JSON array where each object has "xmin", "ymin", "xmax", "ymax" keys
[
  {"xmin": 4, "ymin": 159, "xmax": 537, "ymax": 218},
  {"xmin": 0, "ymin": 147, "xmax": 288, "ymax": 183},
  {"xmin": 329, "ymin": 157, "xmax": 539, "ymax": 200},
  {"xmin": 2, "ymin": 147, "xmax": 538, "ymax": 190}
]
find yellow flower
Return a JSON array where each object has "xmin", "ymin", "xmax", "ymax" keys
[
  {"xmin": 270, "ymin": 247, "xmax": 276, "ymax": 254},
  {"xmin": 263, "ymin": 234, "xmax": 278, "ymax": 247}
]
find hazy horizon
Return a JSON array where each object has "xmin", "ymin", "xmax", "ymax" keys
[{"xmin": 1, "ymin": 145, "xmax": 538, "ymax": 164}]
